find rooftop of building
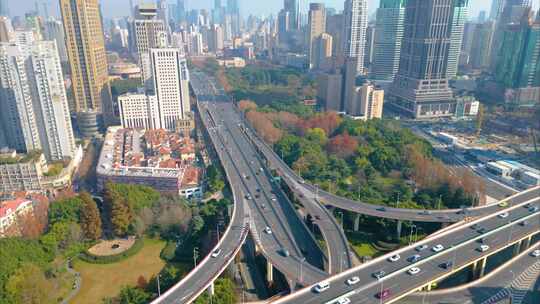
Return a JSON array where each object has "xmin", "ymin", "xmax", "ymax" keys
[
  {"xmin": 0, "ymin": 198, "xmax": 31, "ymax": 219},
  {"xmin": 97, "ymin": 127, "xmax": 199, "ymax": 182},
  {"xmin": 0, "ymin": 150, "xmax": 43, "ymax": 165}
]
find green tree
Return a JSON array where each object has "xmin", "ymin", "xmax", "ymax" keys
[
  {"xmin": 476, "ymin": 103, "xmax": 484, "ymax": 137},
  {"xmin": 191, "ymin": 215, "xmax": 205, "ymax": 234},
  {"xmin": 305, "ymin": 128, "xmax": 327, "ymax": 146},
  {"xmin": 80, "ymin": 192, "xmax": 102, "ymax": 240},
  {"xmin": 48, "ymin": 197, "xmax": 83, "ymax": 225},
  {"xmin": 5, "ymin": 263, "xmax": 54, "ymax": 304},
  {"xmin": 111, "ymin": 197, "xmax": 133, "ymax": 236},
  {"xmin": 118, "ymin": 286, "xmax": 150, "ymax": 304}
]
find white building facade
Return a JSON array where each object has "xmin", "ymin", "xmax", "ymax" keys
[{"xmin": 343, "ymin": 0, "xmax": 369, "ymax": 75}]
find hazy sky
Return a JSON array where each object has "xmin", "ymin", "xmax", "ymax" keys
[{"xmin": 5, "ymin": 0, "xmax": 539, "ymax": 20}]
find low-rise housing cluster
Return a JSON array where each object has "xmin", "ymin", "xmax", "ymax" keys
[{"xmin": 97, "ymin": 127, "xmax": 203, "ymax": 199}]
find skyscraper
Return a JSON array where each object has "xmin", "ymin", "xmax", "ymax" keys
[
  {"xmin": 284, "ymin": 0, "xmax": 299, "ymax": 30},
  {"xmin": 343, "ymin": 0, "xmax": 369, "ymax": 75},
  {"xmin": 133, "ymin": 4, "xmax": 168, "ymax": 90},
  {"xmin": 469, "ymin": 21, "xmax": 495, "ymax": 70},
  {"xmin": 389, "ymin": 0, "xmax": 456, "ymax": 118},
  {"xmin": 0, "ymin": 0, "xmax": 8, "ymax": 17},
  {"xmin": 371, "ymin": 0, "xmax": 406, "ymax": 81},
  {"xmin": 150, "ymin": 48, "xmax": 191, "ymax": 129},
  {"xmin": 489, "ymin": 0, "xmax": 504, "ymax": 21},
  {"xmin": 227, "ymin": 0, "xmax": 240, "ymax": 36},
  {"xmin": 120, "ymin": 48, "xmax": 191, "ymax": 131},
  {"xmin": 44, "ymin": 18, "xmax": 68, "ymax": 63},
  {"xmin": 0, "ymin": 39, "xmax": 76, "ymax": 160},
  {"xmin": 313, "ymin": 32, "xmax": 333, "ymax": 70},
  {"xmin": 490, "ymin": 0, "xmax": 531, "ymax": 68},
  {"xmin": 308, "ymin": 3, "xmax": 326, "ymax": 69},
  {"xmin": 447, "ymin": 0, "xmax": 468, "ymax": 79},
  {"xmin": 59, "ymin": 0, "xmax": 113, "ymax": 134}
]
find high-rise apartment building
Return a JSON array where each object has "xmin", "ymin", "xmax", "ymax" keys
[
  {"xmin": 347, "ymin": 83, "xmax": 384, "ymax": 119},
  {"xmin": 313, "ymin": 33, "xmax": 333, "ymax": 70},
  {"xmin": 371, "ymin": 0, "xmax": 406, "ymax": 81},
  {"xmin": 0, "ymin": 39, "xmax": 76, "ymax": 160},
  {"xmin": 447, "ymin": 0, "xmax": 468, "ymax": 79},
  {"xmin": 318, "ymin": 73, "xmax": 343, "ymax": 112},
  {"xmin": 343, "ymin": 0, "xmax": 369, "ymax": 75},
  {"xmin": 308, "ymin": 3, "xmax": 326, "ymax": 69},
  {"xmin": 133, "ymin": 4, "xmax": 168, "ymax": 90},
  {"xmin": 326, "ymin": 14, "xmax": 344, "ymax": 59},
  {"xmin": 389, "ymin": 0, "xmax": 456, "ymax": 118},
  {"xmin": 59, "ymin": 0, "xmax": 113, "ymax": 133},
  {"xmin": 278, "ymin": 9, "xmax": 290, "ymax": 44},
  {"xmin": 209, "ymin": 24, "xmax": 224, "ymax": 53},
  {"xmin": 227, "ymin": 0, "xmax": 240, "ymax": 37},
  {"xmin": 0, "ymin": 16, "xmax": 13, "ymax": 42}
]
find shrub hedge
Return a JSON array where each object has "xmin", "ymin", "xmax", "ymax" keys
[{"xmin": 78, "ymin": 238, "xmax": 144, "ymax": 264}]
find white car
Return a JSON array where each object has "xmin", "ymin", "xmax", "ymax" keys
[
  {"xmin": 264, "ymin": 227, "xmax": 272, "ymax": 234},
  {"xmin": 313, "ymin": 281, "xmax": 330, "ymax": 293},
  {"xmin": 336, "ymin": 297, "xmax": 351, "ymax": 304},
  {"xmin": 432, "ymin": 244, "xmax": 445, "ymax": 252},
  {"xmin": 388, "ymin": 254, "xmax": 401, "ymax": 262},
  {"xmin": 531, "ymin": 250, "xmax": 540, "ymax": 257},
  {"xmin": 408, "ymin": 267, "xmax": 421, "ymax": 275},
  {"xmin": 498, "ymin": 212, "xmax": 509, "ymax": 219},
  {"xmin": 478, "ymin": 245, "xmax": 490, "ymax": 252},
  {"xmin": 415, "ymin": 245, "xmax": 428, "ymax": 252},
  {"xmin": 211, "ymin": 248, "xmax": 222, "ymax": 258},
  {"xmin": 346, "ymin": 276, "xmax": 360, "ymax": 286}
]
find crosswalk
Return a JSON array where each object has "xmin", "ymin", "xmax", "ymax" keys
[{"xmin": 481, "ymin": 260, "xmax": 540, "ymax": 304}]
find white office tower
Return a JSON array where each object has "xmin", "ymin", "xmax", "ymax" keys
[
  {"xmin": 0, "ymin": 40, "xmax": 76, "ymax": 160},
  {"xmin": 134, "ymin": 4, "xmax": 168, "ymax": 90},
  {"xmin": 208, "ymin": 24, "xmax": 224, "ymax": 53},
  {"xmin": 371, "ymin": 0, "xmax": 405, "ymax": 81},
  {"xmin": 308, "ymin": 3, "xmax": 326, "ymax": 69},
  {"xmin": 343, "ymin": 0, "xmax": 369, "ymax": 75},
  {"xmin": 120, "ymin": 48, "xmax": 190, "ymax": 131},
  {"xmin": 150, "ymin": 48, "xmax": 190, "ymax": 130},
  {"xmin": 43, "ymin": 18, "xmax": 69, "ymax": 63},
  {"xmin": 447, "ymin": 0, "xmax": 468, "ymax": 79},
  {"xmin": 189, "ymin": 32, "xmax": 204, "ymax": 55}
]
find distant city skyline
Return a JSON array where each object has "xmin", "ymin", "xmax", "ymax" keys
[{"xmin": 6, "ymin": 0, "xmax": 538, "ymax": 20}]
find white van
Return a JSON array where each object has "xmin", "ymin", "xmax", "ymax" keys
[{"xmin": 313, "ymin": 281, "xmax": 330, "ymax": 293}]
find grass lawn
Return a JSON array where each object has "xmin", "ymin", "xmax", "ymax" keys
[
  {"xmin": 347, "ymin": 231, "xmax": 381, "ymax": 258},
  {"xmin": 72, "ymin": 238, "xmax": 166, "ymax": 304}
]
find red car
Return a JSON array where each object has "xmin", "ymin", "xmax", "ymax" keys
[{"xmin": 376, "ymin": 289, "xmax": 391, "ymax": 300}]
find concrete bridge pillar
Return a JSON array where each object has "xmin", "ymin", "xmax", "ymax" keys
[
  {"xmin": 522, "ymin": 235, "xmax": 532, "ymax": 251},
  {"xmin": 267, "ymin": 261, "xmax": 273, "ymax": 283},
  {"xmin": 477, "ymin": 257, "xmax": 487, "ymax": 278},
  {"xmin": 426, "ymin": 283, "xmax": 433, "ymax": 292},
  {"xmin": 513, "ymin": 240, "xmax": 523, "ymax": 256},
  {"xmin": 354, "ymin": 214, "xmax": 360, "ymax": 232},
  {"xmin": 207, "ymin": 281, "xmax": 215, "ymax": 296},
  {"xmin": 470, "ymin": 261, "xmax": 479, "ymax": 281},
  {"xmin": 396, "ymin": 220, "xmax": 403, "ymax": 240}
]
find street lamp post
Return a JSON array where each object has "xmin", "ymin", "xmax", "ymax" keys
[
  {"xmin": 157, "ymin": 274, "xmax": 161, "ymax": 296},
  {"xmin": 193, "ymin": 247, "xmax": 199, "ymax": 268},
  {"xmin": 300, "ymin": 257, "xmax": 306, "ymax": 283},
  {"xmin": 409, "ymin": 225, "xmax": 417, "ymax": 245}
]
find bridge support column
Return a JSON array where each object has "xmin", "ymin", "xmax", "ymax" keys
[
  {"xmin": 426, "ymin": 283, "xmax": 433, "ymax": 292},
  {"xmin": 266, "ymin": 261, "xmax": 273, "ymax": 283},
  {"xmin": 513, "ymin": 240, "xmax": 522, "ymax": 256},
  {"xmin": 396, "ymin": 220, "xmax": 403, "ymax": 240},
  {"xmin": 207, "ymin": 281, "xmax": 215, "ymax": 296},
  {"xmin": 522, "ymin": 235, "xmax": 532, "ymax": 251},
  {"xmin": 470, "ymin": 261, "xmax": 478, "ymax": 281},
  {"xmin": 354, "ymin": 214, "xmax": 360, "ymax": 232},
  {"xmin": 477, "ymin": 257, "xmax": 487, "ymax": 278}
]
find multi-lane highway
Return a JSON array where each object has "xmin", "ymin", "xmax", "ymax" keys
[
  {"xmin": 274, "ymin": 189, "xmax": 540, "ymax": 304},
  {"xmin": 152, "ymin": 81, "xmax": 251, "ymax": 303},
  {"xmin": 403, "ymin": 241, "xmax": 540, "ymax": 304},
  {"xmin": 192, "ymin": 72, "xmax": 328, "ymax": 286}
]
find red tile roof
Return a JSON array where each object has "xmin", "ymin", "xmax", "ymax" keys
[{"xmin": 0, "ymin": 198, "xmax": 31, "ymax": 219}]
